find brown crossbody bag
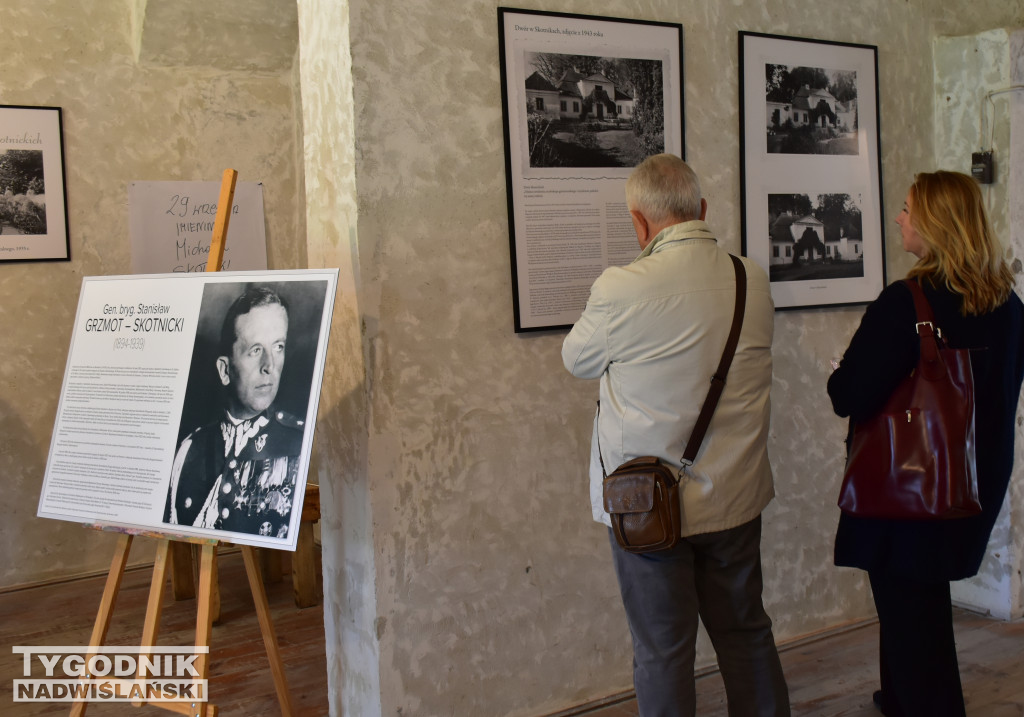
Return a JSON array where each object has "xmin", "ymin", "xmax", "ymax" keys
[{"xmin": 600, "ymin": 254, "xmax": 747, "ymax": 553}]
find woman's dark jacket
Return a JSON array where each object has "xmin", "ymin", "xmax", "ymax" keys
[{"xmin": 828, "ymin": 278, "xmax": 1024, "ymax": 581}]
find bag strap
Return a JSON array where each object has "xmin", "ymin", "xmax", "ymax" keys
[
  {"xmin": 902, "ymin": 278, "xmax": 946, "ymax": 379},
  {"xmin": 596, "ymin": 254, "xmax": 747, "ymax": 476},
  {"xmin": 681, "ymin": 254, "xmax": 746, "ymax": 466},
  {"xmin": 903, "ymin": 278, "xmax": 937, "ymax": 330}
]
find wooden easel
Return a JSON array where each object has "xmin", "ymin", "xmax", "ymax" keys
[{"xmin": 71, "ymin": 169, "xmax": 295, "ymax": 717}]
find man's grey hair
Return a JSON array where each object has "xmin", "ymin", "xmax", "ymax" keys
[{"xmin": 625, "ymin": 154, "xmax": 702, "ymax": 225}]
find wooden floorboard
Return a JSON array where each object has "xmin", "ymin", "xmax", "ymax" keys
[
  {"xmin": 578, "ymin": 609, "xmax": 1024, "ymax": 717},
  {"xmin": 0, "ymin": 550, "xmax": 328, "ymax": 716},
  {"xmin": 2, "ymin": 555, "xmax": 1023, "ymax": 716}
]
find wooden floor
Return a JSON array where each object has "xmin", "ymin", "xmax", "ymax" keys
[
  {"xmin": 565, "ymin": 610, "xmax": 1024, "ymax": 717},
  {"xmin": 0, "ymin": 550, "xmax": 329, "ymax": 717},
  {"xmin": 1, "ymin": 554, "xmax": 1023, "ymax": 716}
]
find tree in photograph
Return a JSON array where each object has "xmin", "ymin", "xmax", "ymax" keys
[
  {"xmin": 532, "ymin": 53, "xmax": 603, "ymax": 86},
  {"xmin": 768, "ymin": 193, "xmax": 812, "ymax": 219},
  {"xmin": 0, "ymin": 150, "xmax": 44, "ymax": 196},
  {"xmin": 815, "ymin": 193, "xmax": 862, "ymax": 245},
  {"xmin": 765, "ymin": 64, "xmax": 791, "ymax": 101},
  {"xmin": 767, "ymin": 64, "xmax": 830, "ymax": 100},
  {"xmin": 14, "ymin": 197, "xmax": 46, "ymax": 233},
  {"xmin": 830, "ymin": 70, "xmax": 857, "ymax": 102},
  {"xmin": 526, "ymin": 105, "xmax": 560, "ymax": 168},
  {"xmin": 0, "ymin": 193, "xmax": 46, "ymax": 234},
  {"xmin": 788, "ymin": 66, "xmax": 830, "ymax": 92},
  {"xmin": 622, "ymin": 59, "xmax": 663, "ymax": 155}
]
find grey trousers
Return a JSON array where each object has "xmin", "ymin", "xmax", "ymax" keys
[{"xmin": 608, "ymin": 516, "xmax": 790, "ymax": 717}]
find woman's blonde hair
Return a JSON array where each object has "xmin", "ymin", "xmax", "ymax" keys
[{"xmin": 906, "ymin": 170, "xmax": 1015, "ymax": 315}]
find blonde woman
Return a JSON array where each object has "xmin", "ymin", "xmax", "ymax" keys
[{"xmin": 828, "ymin": 171, "xmax": 1024, "ymax": 716}]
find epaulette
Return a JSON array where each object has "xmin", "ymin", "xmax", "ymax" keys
[{"xmin": 271, "ymin": 409, "xmax": 305, "ymax": 431}]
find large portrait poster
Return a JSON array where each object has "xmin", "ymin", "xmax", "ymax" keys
[
  {"xmin": 37, "ymin": 269, "xmax": 338, "ymax": 551},
  {"xmin": 498, "ymin": 8, "xmax": 684, "ymax": 331}
]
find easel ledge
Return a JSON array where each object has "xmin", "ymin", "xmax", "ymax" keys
[
  {"xmin": 71, "ymin": 169, "xmax": 294, "ymax": 717},
  {"xmin": 85, "ymin": 522, "xmax": 219, "ymax": 545}
]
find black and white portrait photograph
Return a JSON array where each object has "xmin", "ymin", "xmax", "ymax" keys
[
  {"xmin": 523, "ymin": 51, "xmax": 664, "ymax": 168},
  {"xmin": 163, "ymin": 279, "xmax": 328, "ymax": 541},
  {"xmin": 767, "ymin": 192, "xmax": 863, "ymax": 282},
  {"xmin": 764, "ymin": 64, "xmax": 859, "ymax": 155},
  {"xmin": 0, "ymin": 104, "xmax": 69, "ymax": 262}
]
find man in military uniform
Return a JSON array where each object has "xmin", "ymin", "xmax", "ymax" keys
[{"xmin": 164, "ymin": 286, "xmax": 303, "ymax": 539}]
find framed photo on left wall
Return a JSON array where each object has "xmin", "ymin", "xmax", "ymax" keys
[{"xmin": 0, "ymin": 105, "xmax": 70, "ymax": 262}]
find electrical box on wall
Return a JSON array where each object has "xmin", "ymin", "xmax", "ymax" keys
[{"xmin": 971, "ymin": 151, "xmax": 994, "ymax": 184}]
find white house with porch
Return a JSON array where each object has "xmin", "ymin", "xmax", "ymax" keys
[
  {"xmin": 526, "ymin": 69, "xmax": 633, "ymax": 121},
  {"xmin": 766, "ymin": 84, "xmax": 842, "ymax": 130},
  {"xmin": 769, "ymin": 212, "xmax": 826, "ymax": 264}
]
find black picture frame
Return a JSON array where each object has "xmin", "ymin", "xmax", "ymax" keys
[
  {"xmin": 0, "ymin": 104, "xmax": 70, "ymax": 262},
  {"xmin": 498, "ymin": 7, "xmax": 684, "ymax": 331},
  {"xmin": 739, "ymin": 32, "xmax": 885, "ymax": 310}
]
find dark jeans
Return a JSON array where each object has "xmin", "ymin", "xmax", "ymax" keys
[
  {"xmin": 868, "ymin": 571, "xmax": 966, "ymax": 717},
  {"xmin": 609, "ymin": 516, "xmax": 790, "ymax": 717}
]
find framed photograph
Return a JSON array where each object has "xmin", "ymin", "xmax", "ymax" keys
[
  {"xmin": 739, "ymin": 32, "xmax": 885, "ymax": 310},
  {"xmin": 0, "ymin": 105, "xmax": 70, "ymax": 262},
  {"xmin": 498, "ymin": 7, "xmax": 684, "ymax": 331}
]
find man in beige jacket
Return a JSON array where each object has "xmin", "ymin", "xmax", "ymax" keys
[{"xmin": 562, "ymin": 154, "xmax": 789, "ymax": 716}]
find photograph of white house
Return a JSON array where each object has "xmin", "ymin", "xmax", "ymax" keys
[
  {"xmin": 525, "ymin": 68, "xmax": 634, "ymax": 121},
  {"xmin": 768, "ymin": 192, "xmax": 863, "ymax": 282},
  {"xmin": 523, "ymin": 52, "xmax": 663, "ymax": 168},
  {"xmin": 764, "ymin": 64, "xmax": 859, "ymax": 155}
]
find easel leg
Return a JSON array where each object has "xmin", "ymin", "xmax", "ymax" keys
[
  {"xmin": 157, "ymin": 542, "xmax": 220, "ymax": 716},
  {"xmin": 194, "ymin": 544, "xmax": 217, "ymax": 694},
  {"xmin": 142, "ymin": 540, "xmax": 171, "ymax": 647},
  {"xmin": 292, "ymin": 519, "xmax": 319, "ymax": 608},
  {"xmin": 170, "ymin": 541, "xmax": 196, "ymax": 600},
  {"xmin": 241, "ymin": 546, "xmax": 295, "ymax": 717},
  {"xmin": 133, "ymin": 540, "xmax": 171, "ymax": 706},
  {"xmin": 69, "ymin": 534, "xmax": 133, "ymax": 717},
  {"xmin": 260, "ymin": 547, "xmax": 284, "ymax": 584}
]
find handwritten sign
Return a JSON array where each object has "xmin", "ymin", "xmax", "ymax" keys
[{"xmin": 128, "ymin": 181, "xmax": 268, "ymax": 274}]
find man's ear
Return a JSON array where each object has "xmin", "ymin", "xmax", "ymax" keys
[
  {"xmin": 630, "ymin": 209, "xmax": 650, "ymax": 246},
  {"xmin": 699, "ymin": 198, "xmax": 708, "ymax": 221},
  {"xmin": 216, "ymin": 356, "xmax": 231, "ymax": 387}
]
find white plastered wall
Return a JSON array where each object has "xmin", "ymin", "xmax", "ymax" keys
[
  {"xmin": 935, "ymin": 29, "xmax": 1024, "ymax": 620},
  {"xmin": 297, "ymin": 1, "xmax": 1024, "ymax": 715},
  {"xmin": 1, "ymin": 1, "xmax": 1023, "ymax": 716}
]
